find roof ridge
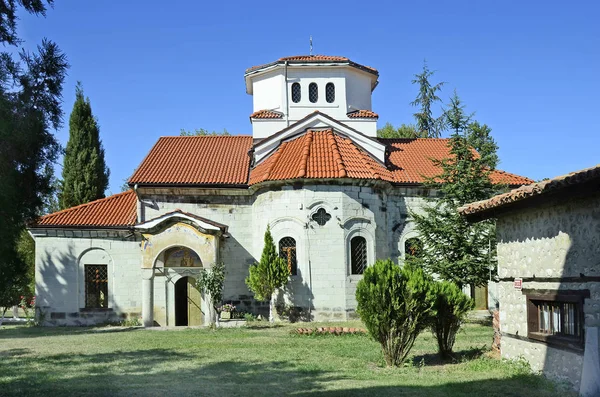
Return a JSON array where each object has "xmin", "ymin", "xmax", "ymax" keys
[
  {"xmin": 297, "ymin": 131, "xmax": 314, "ymax": 178},
  {"xmin": 38, "ymin": 190, "xmax": 135, "ymax": 221},
  {"xmin": 329, "ymin": 131, "xmax": 347, "ymax": 178}
]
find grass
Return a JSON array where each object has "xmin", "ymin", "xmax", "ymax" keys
[{"xmin": 0, "ymin": 321, "xmax": 575, "ymax": 397}]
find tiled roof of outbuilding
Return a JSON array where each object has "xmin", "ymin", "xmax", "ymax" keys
[
  {"xmin": 459, "ymin": 164, "xmax": 600, "ymax": 219},
  {"xmin": 129, "ymin": 136, "xmax": 253, "ymax": 186},
  {"xmin": 32, "ymin": 190, "xmax": 137, "ymax": 228},
  {"xmin": 249, "ymin": 130, "xmax": 393, "ymax": 185}
]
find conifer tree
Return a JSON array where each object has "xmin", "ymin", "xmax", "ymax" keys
[
  {"xmin": 466, "ymin": 121, "xmax": 499, "ymax": 170},
  {"xmin": 411, "ymin": 61, "xmax": 445, "ymax": 138},
  {"xmin": 59, "ymin": 82, "xmax": 109, "ymax": 209},
  {"xmin": 409, "ymin": 93, "xmax": 496, "ymax": 288},
  {"xmin": 245, "ymin": 226, "xmax": 289, "ymax": 322}
]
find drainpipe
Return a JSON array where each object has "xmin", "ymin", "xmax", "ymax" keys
[
  {"xmin": 133, "ymin": 183, "xmax": 144, "ymax": 223},
  {"xmin": 284, "ymin": 61, "xmax": 290, "ymax": 127}
]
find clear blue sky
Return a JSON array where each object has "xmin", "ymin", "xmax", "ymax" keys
[{"xmin": 19, "ymin": 0, "xmax": 600, "ymax": 194}]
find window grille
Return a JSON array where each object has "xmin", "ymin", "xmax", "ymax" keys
[
  {"xmin": 85, "ymin": 264, "xmax": 108, "ymax": 308},
  {"xmin": 279, "ymin": 237, "xmax": 297, "ymax": 276},
  {"xmin": 309, "ymin": 83, "xmax": 318, "ymax": 103},
  {"xmin": 350, "ymin": 236, "xmax": 368, "ymax": 275},
  {"xmin": 325, "ymin": 83, "xmax": 335, "ymax": 103},
  {"xmin": 311, "ymin": 208, "xmax": 331, "ymax": 226},
  {"xmin": 404, "ymin": 238, "xmax": 423, "ymax": 258},
  {"xmin": 291, "ymin": 83, "xmax": 301, "ymax": 103},
  {"xmin": 526, "ymin": 291, "xmax": 585, "ymax": 349}
]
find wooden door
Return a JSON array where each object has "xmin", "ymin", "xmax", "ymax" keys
[
  {"xmin": 187, "ymin": 277, "xmax": 203, "ymax": 326},
  {"xmin": 473, "ymin": 285, "xmax": 488, "ymax": 310}
]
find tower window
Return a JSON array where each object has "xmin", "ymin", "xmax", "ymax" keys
[
  {"xmin": 279, "ymin": 237, "xmax": 297, "ymax": 276},
  {"xmin": 309, "ymin": 83, "xmax": 318, "ymax": 103},
  {"xmin": 291, "ymin": 83, "xmax": 301, "ymax": 103},
  {"xmin": 326, "ymin": 83, "xmax": 335, "ymax": 103},
  {"xmin": 350, "ymin": 236, "xmax": 368, "ymax": 275}
]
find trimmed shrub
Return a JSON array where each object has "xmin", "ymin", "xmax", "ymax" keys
[
  {"xmin": 356, "ymin": 259, "xmax": 436, "ymax": 366},
  {"xmin": 430, "ymin": 281, "xmax": 474, "ymax": 359}
]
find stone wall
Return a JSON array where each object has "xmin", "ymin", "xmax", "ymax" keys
[{"xmin": 496, "ymin": 193, "xmax": 600, "ymax": 391}]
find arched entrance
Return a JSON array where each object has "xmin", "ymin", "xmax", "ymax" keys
[{"xmin": 174, "ymin": 276, "xmax": 203, "ymax": 326}]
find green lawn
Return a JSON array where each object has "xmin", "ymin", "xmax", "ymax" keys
[{"xmin": 0, "ymin": 321, "xmax": 574, "ymax": 397}]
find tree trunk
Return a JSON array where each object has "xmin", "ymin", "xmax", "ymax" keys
[
  {"xmin": 269, "ymin": 294, "xmax": 274, "ymax": 323},
  {"xmin": 0, "ymin": 307, "xmax": 7, "ymax": 328}
]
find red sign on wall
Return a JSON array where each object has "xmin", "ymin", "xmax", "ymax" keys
[{"xmin": 514, "ymin": 278, "xmax": 523, "ymax": 290}]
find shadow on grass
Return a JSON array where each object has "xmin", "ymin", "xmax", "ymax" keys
[
  {"xmin": 412, "ymin": 345, "xmax": 488, "ymax": 366},
  {"xmin": 0, "ymin": 325, "xmax": 142, "ymax": 339}
]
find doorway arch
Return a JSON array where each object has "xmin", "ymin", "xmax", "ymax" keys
[{"xmin": 174, "ymin": 276, "xmax": 203, "ymax": 326}]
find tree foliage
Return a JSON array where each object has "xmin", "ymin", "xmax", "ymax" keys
[
  {"xmin": 429, "ymin": 281, "xmax": 474, "ymax": 359},
  {"xmin": 195, "ymin": 262, "xmax": 226, "ymax": 325},
  {"xmin": 0, "ymin": 1, "xmax": 68, "ymax": 309},
  {"xmin": 409, "ymin": 94, "xmax": 496, "ymax": 288},
  {"xmin": 411, "ymin": 61, "xmax": 445, "ymax": 138},
  {"xmin": 180, "ymin": 128, "xmax": 230, "ymax": 136},
  {"xmin": 356, "ymin": 260, "xmax": 436, "ymax": 366},
  {"xmin": 245, "ymin": 226, "xmax": 289, "ymax": 322},
  {"xmin": 59, "ymin": 82, "xmax": 109, "ymax": 209},
  {"xmin": 466, "ymin": 121, "xmax": 499, "ymax": 170},
  {"xmin": 377, "ymin": 122, "xmax": 424, "ymax": 139}
]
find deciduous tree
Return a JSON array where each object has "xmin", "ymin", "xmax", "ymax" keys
[{"xmin": 377, "ymin": 122, "xmax": 423, "ymax": 139}]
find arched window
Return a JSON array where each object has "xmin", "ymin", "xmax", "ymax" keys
[
  {"xmin": 350, "ymin": 236, "xmax": 368, "ymax": 275},
  {"xmin": 325, "ymin": 83, "xmax": 335, "ymax": 103},
  {"xmin": 309, "ymin": 82, "xmax": 318, "ymax": 103},
  {"xmin": 404, "ymin": 238, "xmax": 423, "ymax": 259},
  {"xmin": 279, "ymin": 237, "xmax": 297, "ymax": 276},
  {"xmin": 291, "ymin": 83, "xmax": 301, "ymax": 103}
]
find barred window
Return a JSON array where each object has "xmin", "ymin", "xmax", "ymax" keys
[
  {"xmin": 350, "ymin": 236, "xmax": 368, "ymax": 275},
  {"xmin": 404, "ymin": 237, "xmax": 423, "ymax": 258},
  {"xmin": 279, "ymin": 237, "xmax": 297, "ymax": 276},
  {"xmin": 526, "ymin": 290, "xmax": 586, "ymax": 349},
  {"xmin": 85, "ymin": 264, "xmax": 108, "ymax": 308},
  {"xmin": 309, "ymin": 83, "xmax": 318, "ymax": 103},
  {"xmin": 325, "ymin": 83, "xmax": 335, "ymax": 103},
  {"xmin": 311, "ymin": 208, "xmax": 331, "ymax": 226},
  {"xmin": 291, "ymin": 83, "xmax": 301, "ymax": 103}
]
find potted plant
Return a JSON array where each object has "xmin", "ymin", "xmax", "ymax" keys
[{"xmin": 219, "ymin": 304, "xmax": 235, "ymax": 320}]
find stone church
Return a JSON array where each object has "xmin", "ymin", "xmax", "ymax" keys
[{"xmin": 29, "ymin": 55, "xmax": 531, "ymax": 327}]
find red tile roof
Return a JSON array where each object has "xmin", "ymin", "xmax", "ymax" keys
[
  {"xmin": 459, "ymin": 164, "xmax": 600, "ymax": 220},
  {"xmin": 249, "ymin": 130, "xmax": 393, "ymax": 185},
  {"xmin": 246, "ymin": 55, "xmax": 378, "ymax": 75},
  {"xmin": 347, "ymin": 110, "xmax": 379, "ymax": 119},
  {"xmin": 382, "ymin": 138, "xmax": 533, "ymax": 186},
  {"xmin": 33, "ymin": 190, "xmax": 137, "ymax": 228},
  {"xmin": 129, "ymin": 136, "xmax": 253, "ymax": 186},
  {"xmin": 250, "ymin": 109, "xmax": 283, "ymax": 119}
]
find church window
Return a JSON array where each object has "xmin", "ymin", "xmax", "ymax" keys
[
  {"xmin": 291, "ymin": 83, "xmax": 301, "ymax": 103},
  {"xmin": 279, "ymin": 237, "xmax": 297, "ymax": 276},
  {"xmin": 311, "ymin": 208, "xmax": 331, "ymax": 226},
  {"xmin": 350, "ymin": 236, "xmax": 368, "ymax": 275},
  {"xmin": 85, "ymin": 264, "xmax": 108, "ymax": 308},
  {"xmin": 309, "ymin": 83, "xmax": 318, "ymax": 103},
  {"xmin": 404, "ymin": 237, "xmax": 423, "ymax": 259},
  {"xmin": 326, "ymin": 83, "xmax": 335, "ymax": 103}
]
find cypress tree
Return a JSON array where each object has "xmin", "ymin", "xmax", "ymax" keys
[{"xmin": 59, "ymin": 83, "xmax": 109, "ymax": 209}]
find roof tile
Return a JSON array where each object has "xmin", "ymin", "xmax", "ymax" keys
[
  {"xmin": 347, "ymin": 110, "xmax": 379, "ymax": 119},
  {"xmin": 129, "ymin": 136, "xmax": 253, "ymax": 186},
  {"xmin": 250, "ymin": 109, "xmax": 283, "ymax": 119},
  {"xmin": 246, "ymin": 55, "xmax": 378, "ymax": 75},
  {"xmin": 33, "ymin": 190, "xmax": 137, "ymax": 228}
]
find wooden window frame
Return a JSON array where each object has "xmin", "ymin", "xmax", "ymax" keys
[{"xmin": 524, "ymin": 289, "xmax": 587, "ymax": 350}]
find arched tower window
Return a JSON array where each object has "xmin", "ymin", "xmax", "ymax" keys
[
  {"xmin": 404, "ymin": 237, "xmax": 423, "ymax": 259},
  {"xmin": 291, "ymin": 82, "xmax": 301, "ymax": 103},
  {"xmin": 309, "ymin": 83, "xmax": 318, "ymax": 103},
  {"xmin": 325, "ymin": 83, "xmax": 335, "ymax": 103},
  {"xmin": 279, "ymin": 237, "xmax": 297, "ymax": 276},
  {"xmin": 350, "ymin": 236, "xmax": 368, "ymax": 275}
]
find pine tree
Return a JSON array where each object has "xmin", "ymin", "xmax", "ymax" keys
[
  {"xmin": 245, "ymin": 226, "xmax": 289, "ymax": 322},
  {"xmin": 59, "ymin": 82, "xmax": 109, "ymax": 209},
  {"xmin": 0, "ymin": 1, "xmax": 68, "ymax": 312},
  {"xmin": 411, "ymin": 61, "xmax": 445, "ymax": 138},
  {"xmin": 409, "ymin": 93, "xmax": 496, "ymax": 288}
]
